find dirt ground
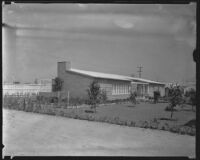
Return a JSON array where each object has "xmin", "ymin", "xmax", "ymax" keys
[{"xmin": 3, "ymin": 109, "xmax": 195, "ymax": 157}]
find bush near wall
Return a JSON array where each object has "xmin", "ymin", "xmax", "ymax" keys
[{"xmin": 3, "ymin": 95, "xmax": 195, "ymax": 136}]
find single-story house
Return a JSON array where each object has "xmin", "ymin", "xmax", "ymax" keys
[{"xmin": 55, "ymin": 61, "xmax": 166, "ymax": 100}]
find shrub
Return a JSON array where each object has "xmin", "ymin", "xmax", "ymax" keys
[
  {"xmin": 153, "ymin": 91, "xmax": 160, "ymax": 103},
  {"xmin": 50, "ymin": 97, "xmax": 59, "ymax": 104},
  {"xmin": 165, "ymin": 105, "xmax": 177, "ymax": 112},
  {"xmin": 127, "ymin": 121, "xmax": 132, "ymax": 127},
  {"xmin": 141, "ymin": 121, "xmax": 149, "ymax": 128},
  {"xmin": 33, "ymin": 104, "xmax": 41, "ymax": 113},
  {"xmin": 184, "ymin": 119, "xmax": 195, "ymax": 128},
  {"xmin": 129, "ymin": 91, "xmax": 137, "ymax": 105},
  {"xmin": 169, "ymin": 126, "xmax": 180, "ymax": 133},
  {"xmin": 113, "ymin": 116, "xmax": 120, "ymax": 123},
  {"xmin": 57, "ymin": 110, "xmax": 65, "ymax": 116},
  {"xmin": 99, "ymin": 89, "xmax": 107, "ymax": 104},
  {"xmin": 97, "ymin": 116, "xmax": 105, "ymax": 122},
  {"xmin": 24, "ymin": 100, "xmax": 34, "ymax": 112},
  {"xmin": 190, "ymin": 128, "xmax": 196, "ymax": 136},
  {"xmin": 130, "ymin": 121, "xmax": 136, "ymax": 127},
  {"xmin": 47, "ymin": 109, "xmax": 56, "ymax": 115},
  {"xmin": 179, "ymin": 127, "xmax": 187, "ymax": 135},
  {"xmin": 164, "ymin": 123, "xmax": 170, "ymax": 130},
  {"xmin": 161, "ymin": 126, "xmax": 165, "ymax": 130},
  {"xmin": 110, "ymin": 118, "xmax": 117, "ymax": 124},
  {"xmin": 149, "ymin": 120, "xmax": 159, "ymax": 129}
]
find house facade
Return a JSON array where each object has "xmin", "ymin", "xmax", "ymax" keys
[
  {"xmin": 133, "ymin": 82, "xmax": 165, "ymax": 98},
  {"xmin": 56, "ymin": 61, "xmax": 166, "ymax": 100}
]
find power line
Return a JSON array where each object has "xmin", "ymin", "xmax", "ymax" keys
[{"xmin": 137, "ymin": 65, "xmax": 143, "ymax": 78}]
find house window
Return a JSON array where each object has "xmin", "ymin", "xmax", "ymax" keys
[{"xmin": 112, "ymin": 84, "xmax": 130, "ymax": 95}]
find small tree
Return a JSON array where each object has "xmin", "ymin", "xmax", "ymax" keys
[
  {"xmin": 52, "ymin": 77, "xmax": 63, "ymax": 103},
  {"xmin": 129, "ymin": 91, "xmax": 137, "ymax": 105},
  {"xmin": 185, "ymin": 88, "xmax": 196, "ymax": 111},
  {"xmin": 87, "ymin": 81, "xmax": 101, "ymax": 113},
  {"xmin": 168, "ymin": 86, "xmax": 183, "ymax": 119},
  {"xmin": 52, "ymin": 77, "xmax": 63, "ymax": 92},
  {"xmin": 190, "ymin": 90, "xmax": 196, "ymax": 111}
]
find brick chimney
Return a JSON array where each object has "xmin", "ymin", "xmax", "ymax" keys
[
  {"xmin": 66, "ymin": 61, "xmax": 71, "ymax": 70},
  {"xmin": 57, "ymin": 61, "xmax": 71, "ymax": 78}
]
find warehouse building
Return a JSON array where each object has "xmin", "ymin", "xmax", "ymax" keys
[{"xmin": 3, "ymin": 79, "xmax": 52, "ymax": 96}]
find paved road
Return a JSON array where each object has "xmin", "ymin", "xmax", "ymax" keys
[{"xmin": 3, "ymin": 109, "xmax": 195, "ymax": 157}]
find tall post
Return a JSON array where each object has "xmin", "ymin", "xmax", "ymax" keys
[
  {"xmin": 147, "ymin": 85, "xmax": 149, "ymax": 96},
  {"xmin": 67, "ymin": 91, "xmax": 70, "ymax": 107},
  {"xmin": 143, "ymin": 84, "xmax": 145, "ymax": 97}
]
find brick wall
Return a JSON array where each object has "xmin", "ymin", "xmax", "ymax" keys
[
  {"xmin": 58, "ymin": 71, "xmax": 131, "ymax": 100},
  {"xmin": 59, "ymin": 71, "xmax": 94, "ymax": 99}
]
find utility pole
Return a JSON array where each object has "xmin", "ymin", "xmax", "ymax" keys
[{"xmin": 137, "ymin": 65, "xmax": 143, "ymax": 78}]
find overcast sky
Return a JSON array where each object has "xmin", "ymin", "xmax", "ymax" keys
[{"xmin": 2, "ymin": 3, "xmax": 196, "ymax": 83}]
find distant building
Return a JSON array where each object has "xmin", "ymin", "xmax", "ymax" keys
[
  {"xmin": 182, "ymin": 82, "xmax": 196, "ymax": 94},
  {"xmin": 164, "ymin": 82, "xmax": 196, "ymax": 97},
  {"xmin": 39, "ymin": 79, "xmax": 52, "ymax": 85},
  {"xmin": 55, "ymin": 61, "xmax": 165, "ymax": 100},
  {"xmin": 3, "ymin": 83, "xmax": 52, "ymax": 96}
]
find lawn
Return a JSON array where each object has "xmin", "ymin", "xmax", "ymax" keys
[
  {"xmin": 58, "ymin": 102, "xmax": 195, "ymax": 127},
  {"xmin": 93, "ymin": 102, "xmax": 195, "ymax": 125}
]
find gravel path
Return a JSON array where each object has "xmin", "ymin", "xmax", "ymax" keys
[{"xmin": 3, "ymin": 109, "xmax": 195, "ymax": 157}]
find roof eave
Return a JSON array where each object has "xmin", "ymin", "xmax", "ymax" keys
[{"xmin": 66, "ymin": 70, "xmax": 131, "ymax": 82}]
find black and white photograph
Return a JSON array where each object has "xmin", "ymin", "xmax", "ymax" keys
[{"xmin": 2, "ymin": 2, "xmax": 196, "ymax": 157}]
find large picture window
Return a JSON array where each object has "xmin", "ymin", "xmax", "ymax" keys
[{"xmin": 112, "ymin": 84, "xmax": 130, "ymax": 95}]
